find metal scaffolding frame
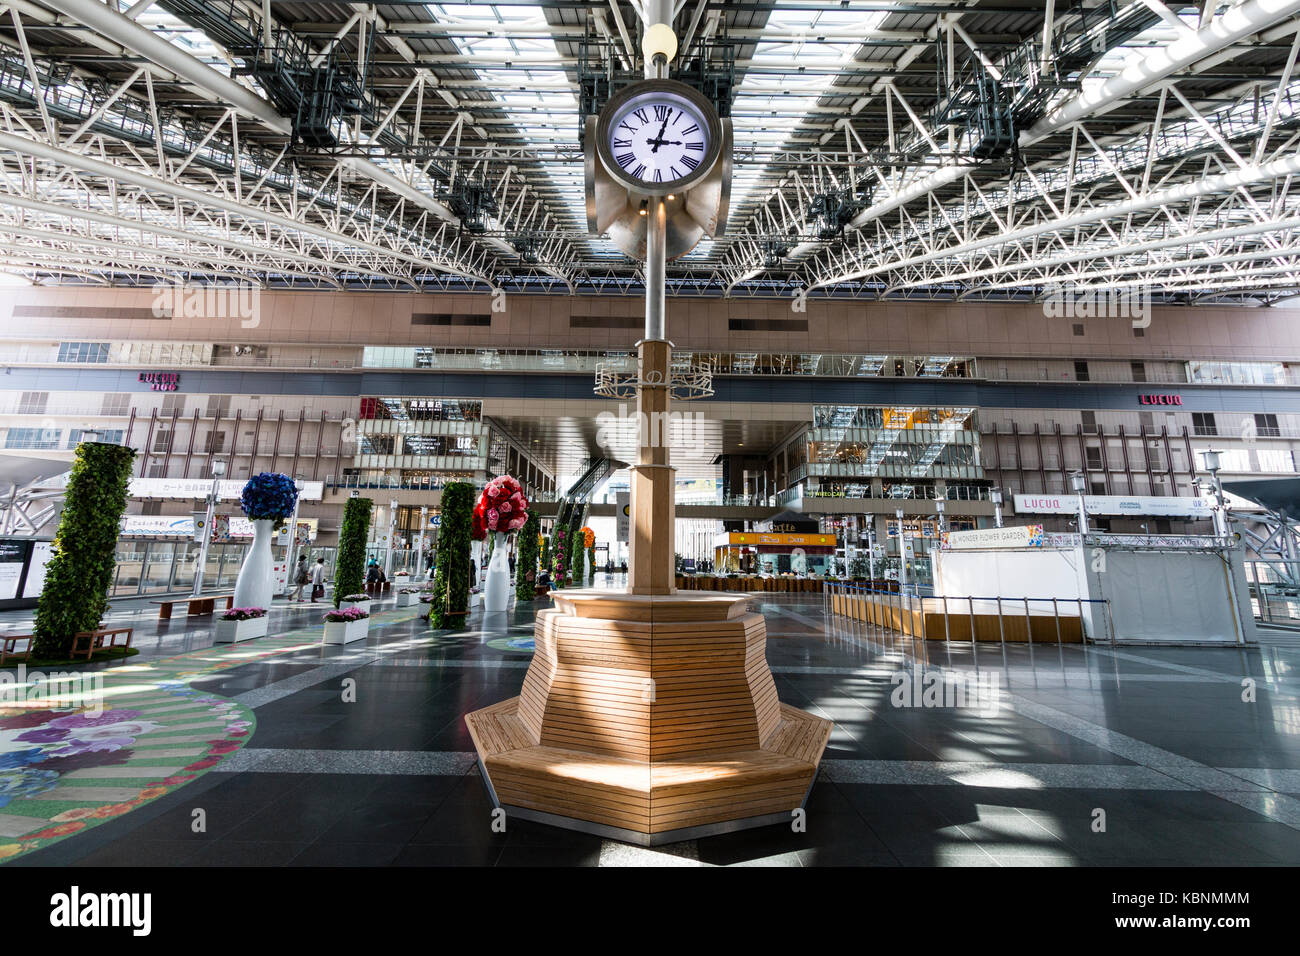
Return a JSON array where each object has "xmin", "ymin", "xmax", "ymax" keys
[{"xmin": 0, "ymin": 2, "xmax": 1292, "ymax": 300}]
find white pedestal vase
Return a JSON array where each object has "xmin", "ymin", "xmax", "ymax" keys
[
  {"xmin": 233, "ymin": 518, "xmax": 276, "ymax": 610},
  {"xmin": 215, "ymin": 615, "xmax": 269, "ymax": 643},
  {"xmin": 397, "ymin": 591, "xmax": 420, "ymax": 607},
  {"xmin": 341, "ymin": 599, "xmax": 372, "ymax": 612},
  {"xmin": 323, "ymin": 617, "xmax": 370, "ymax": 644},
  {"xmin": 483, "ymin": 531, "xmax": 512, "ymax": 613}
]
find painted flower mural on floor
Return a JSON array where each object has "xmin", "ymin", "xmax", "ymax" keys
[
  {"xmin": 0, "ymin": 694, "xmax": 254, "ymax": 862},
  {"xmin": 0, "ymin": 591, "xmax": 413, "ymax": 863},
  {"xmin": 0, "ymin": 767, "xmax": 60, "ymax": 807}
]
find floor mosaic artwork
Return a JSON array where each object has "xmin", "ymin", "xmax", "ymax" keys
[{"xmin": 0, "ymin": 604, "xmax": 427, "ymax": 861}]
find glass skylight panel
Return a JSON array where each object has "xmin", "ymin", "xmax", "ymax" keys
[
  {"xmin": 136, "ymin": 9, "xmax": 230, "ymax": 70},
  {"xmin": 727, "ymin": 8, "xmax": 891, "ymax": 212},
  {"xmin": 424, "ymin": 4, "xmax": 584, "ymax": 236}
]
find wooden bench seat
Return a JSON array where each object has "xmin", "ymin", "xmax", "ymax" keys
[
  {"xmin": 0, "ymin": 633, "xmax": 33, "ymax": 665},
  {"xmin": 71, "ymin": 627, "xmax": 133, "ymax": 661},
  {"xmin": 468, "ymin": 695, "xmax": 829, "ymax": 835},
  {"xmin": 149, "ymin": 593, "xmax": 236, "ymax": 620}
]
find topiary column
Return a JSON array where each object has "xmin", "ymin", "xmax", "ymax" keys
[
  {"xmin": 33, "ymin": 441, "xmax": 135, "ymax": 658},
  {"xmin": 572, "ymin": 536, "xmax": 585, "ymax": 587},
  {"xmin": 551, "ymin": 526, "xmax": 568, "ymax": 588},
  {"xmin": 429, "ymin": 481, "xmax": 473, "ymax": 628},
  {"xmin": 515, "ymin": 511, "xmax": 540, "ymax": 601},
  {"xmin": 333, "ymin": 496, "xmax": 372, "ymax": 607}
]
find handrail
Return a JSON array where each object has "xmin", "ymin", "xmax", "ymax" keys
[{"xmin": 825, "ymin": 581, "xmax": 1109, "ymax": 604}]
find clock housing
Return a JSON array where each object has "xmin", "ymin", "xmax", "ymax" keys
[{"xmin": 595, "ymin": 79, "xmax": 723, "ymax": 195}]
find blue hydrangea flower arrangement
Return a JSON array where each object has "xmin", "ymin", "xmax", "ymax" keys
[{"xmin": 239, "ymin": 472, "xmax": 299, "ymax": 520}]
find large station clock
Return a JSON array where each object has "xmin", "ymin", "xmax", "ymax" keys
[{"xmin": 595, "ymin": 79, "xmax": 723, "ymax": 195}]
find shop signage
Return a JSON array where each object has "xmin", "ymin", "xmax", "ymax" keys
[
  {"xmin": 717, "ymin": 532, "xmax": 837, "ymax": 548},
  {"xmin": 129, "ymin": 477, "xmax": 324, "ymax": 501},
  {"xmin": 120, "ymin": 514, "xmax": 318, "ymax": 539},
  {"xmin": 1013, "ymin": 493, "xmax": 1211, "ymax": 518},
  {"xmin": 138, "ymin": 371, "xmax": 180, "ymax": 391},
  {"xmin": 943, "ymin": 525, "xmax": 1045, "ymax": 550},
  {"xmin": 1138, "ymin": 393, "xmax": 1182, "ymax": 405}
]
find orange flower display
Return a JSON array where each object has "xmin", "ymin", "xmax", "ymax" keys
[{"xmin": 580, "ymin": 526, "xmax": 595, "ymax": 549}]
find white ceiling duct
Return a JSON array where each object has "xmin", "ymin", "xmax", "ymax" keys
[
  {"xmin": 1022, "ymin": 0, "xmax": 1300, "ymax": 144},
  {"xmin": 40, "ymin": 0, "xmax": 290, "ymax": 135}
]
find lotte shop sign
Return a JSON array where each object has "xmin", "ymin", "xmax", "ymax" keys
[{"xmin": 1138, "ymin": 393, "xmax": 1182, "ymax": 405}]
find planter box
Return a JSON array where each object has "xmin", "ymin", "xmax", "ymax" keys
[
  {"xmin": 397, "ymin": 591, "xmax": 421, "ymax": 607},
  {"xmin": 322, "ymin": 617, "xmax": 370, "ymax": 644},
  {"xmin": 214, "ymin": 615, "xmax": 269, "ymax": 643},
  {"xmin": 341, "ymin": 600, "xmax": 373, "ymax": 612}
]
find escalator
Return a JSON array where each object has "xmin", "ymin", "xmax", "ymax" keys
[{"xmin": 553, "ymin": 456, "xmax": 625, "ymax": 533}]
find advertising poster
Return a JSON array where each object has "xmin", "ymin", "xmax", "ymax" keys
[
  {"xmin": 0, "ymin": 540, "xmax": 26, "ymax": 600},
  {"xmin": 20, "ymin": 541, "xmax": 53, "ymax": 598},
  {"xmin": 211, "ymin": 514, "xmax": 232, "ymax": 543},
  {"xmin": 615, "ymin": 492, "xmax": 630, "ymax": 542}
]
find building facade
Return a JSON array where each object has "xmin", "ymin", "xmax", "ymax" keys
[{"xmin": 2, "ymin": 287, "xmax": 1298, "ymax": 586}]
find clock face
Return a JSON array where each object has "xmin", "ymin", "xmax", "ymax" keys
[{"xmin": 598, "ymin": 83, "xmax": 719, "ymax": 192}]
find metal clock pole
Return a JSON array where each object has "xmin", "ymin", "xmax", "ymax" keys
[{"xmin": 628, "ymin": 2, "xmax": 678, "ymax": 596}]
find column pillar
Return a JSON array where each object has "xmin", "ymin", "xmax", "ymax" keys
[{"xmin": 628, "ymin": 337, "xmax": 675, "ymax": 594}]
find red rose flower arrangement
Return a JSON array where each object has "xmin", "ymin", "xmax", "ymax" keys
[{"xmin": 472, "ymin": 475, "xmax": 530, "ymax": 540}]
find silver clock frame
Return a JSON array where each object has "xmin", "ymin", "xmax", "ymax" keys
[{"xmin": 594, "ymin": 78, "xmax": 723, "ymax": 196}]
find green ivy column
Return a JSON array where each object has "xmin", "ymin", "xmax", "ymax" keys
[
  {"xmin": 515, "ymin": 511, "xmax": 539, "ymax": 601},
  {"xmin": 33, "ymin": 441, "xmax": 135, "ymax": 658},
  {"xmin": 333, "ymin": 496, "xmax": 372, "ymax": 607},
  {"xmin": 429, "ymin": 481, "xmax": 472, "ymax": 628},
  {"xmin": 572, "ymin": 537, "xmax": 585, "ymax": 587}
]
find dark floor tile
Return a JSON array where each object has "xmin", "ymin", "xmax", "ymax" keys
[
  {"xmin": 189, "ymin": 841, "xmax": 310, "ymax": 866},
  {"xmin": 495, "ymin": 845, "xmax": 602, "ymax": 866},
  {"xmin": 65, "ymin": 840, "xmax": 204, "ymax": 867},
  {"xmin": 290, "ymin": 842, "xmax": 406, "ymax": 866}
]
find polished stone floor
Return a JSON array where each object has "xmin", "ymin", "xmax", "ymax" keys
[{"xmin": 4, "ymin": 577, "xmax": 1300, "ymax": 867}]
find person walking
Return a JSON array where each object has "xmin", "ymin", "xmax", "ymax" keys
[
  {"xmin": 366, "ymin": 559, "xmax": 380, "ymax": 595},
  {"xmin": 290, "ymin": 554, "xmax": 309, "ymax": 602},
  {"xmin": 310, "ymin": 557, "xmax": 326, "ymax": 602}
]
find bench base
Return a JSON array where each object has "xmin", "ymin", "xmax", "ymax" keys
[{"xmin": 465, "ymin": 588, "xmax": 831, "ymax": 843}]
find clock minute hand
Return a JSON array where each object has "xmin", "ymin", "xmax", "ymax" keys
[{"xmin": 649, "ymin": 114, "xmax": 670, "ymax": 152}]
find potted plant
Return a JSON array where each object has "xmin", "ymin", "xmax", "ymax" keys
[
  {"xmin": 397, "ymin": 586, "xmax": 423, "ymax": 607},
  {"xmin": 333, "ymin": 496, "xmax": 372, "ymax": 607},
  {"xmin": 340, "ymin": 592, "xmax": 371, "ymax": 611},
  {"xmin": 233, "ymin": 473, "xmax": 300, "ymax": 611},
  {"xmin": 515, "ymin": 513, "xmax": 540, "ymax": 602},
  {"xmin": 580, "ymin": 526, "xmax": 596, "ymax": 583},
  {"xmin": 215, "ymin": 606, "xmax": 268, "ymax": 643},
  {"xmin": 32, "ymin": 440, "xmax": 135, "ymax": 659},
  {"xmin": 322, "ymin": 605, "xmax": 369, "ymax": 644},
  {"xmin": 429, "ymin": 482, "xmax": 473, "ymax": 628},
  {"xmin": 471, "ymin": 475, "xmax": 530, "ymax": 613},
  {"xmin": 552, "ymin": 527, "xmax": 568, "ymax": 590}
]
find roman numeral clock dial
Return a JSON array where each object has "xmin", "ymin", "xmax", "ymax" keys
[{"xmin": 596, "ymin": 80, "xmax": 721, "ymax": 195}]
